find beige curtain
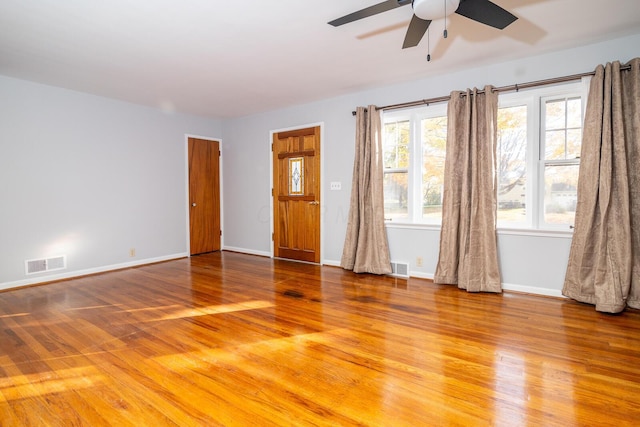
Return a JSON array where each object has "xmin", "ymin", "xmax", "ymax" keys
[
  {"xmin": 341, "ymin": 106, "xmax": 392, "ymax": 275},
  {"xmin": 434, "ymin": 86, "xmax": 501, "ymax": 292},
  {"xmin": 562, "ymin": 58, "xmax": 640, "ymax": 313}
]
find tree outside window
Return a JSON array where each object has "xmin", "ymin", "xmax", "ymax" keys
[
  {"xmin": 542, "ymin": 97, "xmax": 582, "ymax": 226},
  {"xmin": 381, "ymin": 80, "xmax": 586, "ymax": 230},
  {"xmin": 497, "ymin": 105, "xmax": 528, "ymax": 224},
  {"xmin": 383, "ymin": 120, "xmax": 410, "ymax": 220}
]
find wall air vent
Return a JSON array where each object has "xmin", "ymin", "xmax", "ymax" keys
[
  {"xmin": 25, "ymin": 255, "xmax": 67, "ymax": 275},
  {"xmin": 389, "ymin": 261, "xmax": 409, "ymax": 278}
]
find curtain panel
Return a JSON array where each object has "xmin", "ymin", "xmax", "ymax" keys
[
  {"xmin": 340, "ymin": 106, "xmax": 392, "ymax": 275},
  {"xmin": 434, "ymin": 86, "xmax": 502, "ymax": 292},
  {"xmin": 563, "ymin": 58, "xmax": 640, "ymax": 313}
]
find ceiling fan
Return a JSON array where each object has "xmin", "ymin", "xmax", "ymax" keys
[{"xmin": 329, "ymin": 0, "xmax": 517, "ymax": 59}]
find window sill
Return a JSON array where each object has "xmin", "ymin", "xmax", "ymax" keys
[
  {"xmin": 385, "ymin": 222, "xmax": 574, "ymax": 239},
  {"xmin": 385, "ymin": 221, "xmax": 441, "ymax": 231},
  {"xmin": 497, "ymin": 227, "xmax": 573, "ymax": 239}
]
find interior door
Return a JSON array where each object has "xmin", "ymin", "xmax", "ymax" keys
[
  {"xmin": 273, "ymin": 126, "xmax": 321, "ymax": 263},
  {"xmin": 188, "ymin": 137, "xmax": 221, "ymax": 255}
]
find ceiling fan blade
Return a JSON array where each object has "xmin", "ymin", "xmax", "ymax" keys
[
  {"xmin": 455, "ymin": 0, "xmax": 517, "ymax": 30},
  {"xmin": 402, "ymin": 15, "xmax": 432, "ymax": 49},
  {"xmin": 328, "ymin": 0, "xmax": 412, "ymax": 27}
]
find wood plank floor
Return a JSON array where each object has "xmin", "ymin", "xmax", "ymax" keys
[{"xmin": 1, "ymin": 251, "xmax": 639, "ymax": 426}]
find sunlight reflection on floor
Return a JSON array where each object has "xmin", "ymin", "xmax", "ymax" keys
[
  {"xmin": 0, "ymin": 366, "xmax": 104, "ymax": 401},
  {"xmin": 157, "ymin": 300, "xmax": 275, "ymax": 321}
]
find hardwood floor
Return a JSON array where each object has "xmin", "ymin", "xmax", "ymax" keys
[{"xmin": 1, "ymin": 252, "xmax": 639, "ymax": 426}]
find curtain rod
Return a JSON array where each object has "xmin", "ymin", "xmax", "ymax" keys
[{"xmin": 351, "ymin": 64, "xmax": 632, "ymax": 116}]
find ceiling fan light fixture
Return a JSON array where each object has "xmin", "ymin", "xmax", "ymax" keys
[{"xmin": 412, "ymin": 0, "xmax": 460, "ymax": 20}]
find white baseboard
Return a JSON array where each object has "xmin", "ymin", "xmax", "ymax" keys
[
  {"xmin": 0, "ymin": 253, "xmax": 188, "ymax": 292},
  {"xmin": 322, "ymin": 259, "xmax": 341, "ymax": 267},
  {"xmin": 325, "ymin": 265, "xmax": 565, "ymax": 297},
  {"xmin": 501, "ymin": 282, "xmax": 565, "ymax": 298},
  {"xmin": 409, "ymin": 271, "xmax": 434, "ymax": 280},
  {"xmin": 222, "ymin": 246, "xmax": 271, "ymax": 258},
  {"xmin": 408, "ymin": 270, "xmax": 563, "ymax": 297}
]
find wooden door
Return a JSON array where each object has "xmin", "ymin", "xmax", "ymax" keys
[
  {"xmin": 188, "ymin": 137, "xmax": 221, "ymax": 255},
  {"xmin": 273, "ymin": 126, "xmax": 321, "ymax": 263}
]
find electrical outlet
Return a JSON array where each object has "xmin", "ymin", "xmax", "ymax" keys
[
  {"xmin": 416, "ymin": 257, "xmax": 423, "ymax": 267},
  {"xmin": 129, "ymin": 248, "xmax": 136, "ymax": 257}
]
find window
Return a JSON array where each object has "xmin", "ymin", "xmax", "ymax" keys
[
  {"xmin": 382, "ymin": 79, "xmax": 589, "ymax": 231},
  {"xmin": 421, "ymin": 116, "xmax": 447, "ymax": 220},
  {"xmin": 541, "ymin": 96, "xmax": 582, "ymax": 226},
  {"xmin": 497, "ymin": 104, "xmax": 528, "ymax": 224},
  {"xmin": 383, "ymin": 119, "xmax": 409, "ymax": 220},
  {"xmin": 383, "ymin": 105, "xmax": 447, "ymax": 223},
  {"xmin": 497, "ymin": 82, "xmax": 587, "ymax": 230}
]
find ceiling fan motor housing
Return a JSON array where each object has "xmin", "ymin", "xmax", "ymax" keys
[{"xmin": 412, "ymin": 0, "xmax": 460, "ymax": 20}]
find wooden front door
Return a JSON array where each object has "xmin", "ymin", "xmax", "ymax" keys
[
  {"xmin": 188, "ymin": 137, "xmax": 221, "ymax": 255},
  {"xmin": 273, "ymin": 126, "xmax": 321, "ymax": 263}
]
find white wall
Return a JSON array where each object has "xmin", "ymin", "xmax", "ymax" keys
[
  {"xmin": 0, "ymin": 76, "xmax": 221, "ymax": 289},
  {"xmin": 2, "ymin": 33, "xmax": 637, "ymax": 295},
  {"xmin": 221, "ymin": 33, "xmax": 640, "ymax": 297}
]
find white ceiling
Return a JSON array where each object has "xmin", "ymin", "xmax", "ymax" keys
[{"xmin": 1, "ymin": 0, "xmax": 639, "ymax": 118}]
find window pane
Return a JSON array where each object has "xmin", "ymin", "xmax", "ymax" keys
[
  {"xmin": 567, "ymin": 98, "xmax": 582, "ymax": 128},
  {"xmin": 544, "ymin": 164, "xmax": 579, "ymax": 225},
  {"xmin": 383, "ymin": 121, "xmax": 410, "ymax": 169},
  {"xmin": 497, "ymin": 105, "xmax": 527, "ymax": 224},
  {"xmin": 545, "ymin": 129, "xmax": 566, "ymax": 160},
  {"xmin": 543, "ymin": 97, "xmax": 583, "ymax": 161},
  {"xmin": 288, "ymin": 157, "xmax": 304, "ymax": 195},
  {"xmin": 421, "ymin": 116, "xmax": 447, "ymax": 220},
  {"xmin": 384, "ymin": 171, "xmax": 408, "ymax": 220},
  {"xmin": 567, "ymin": 128, "xmax": 582, "ymax": 159},
  {"xmin": 545, "ymin": 100, "xmax": 566, "ymax": 130}
]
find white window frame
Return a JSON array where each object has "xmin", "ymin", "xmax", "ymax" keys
[
  {"xmin": 538, "ymin": 92, "xmax": 585, "ymax": 230},
  {"xmin": 498, "ymin": 79, "xmax": 589, "ymax": 231},
  {"xmin": 382, "ymin": 78, "xmax": 590, "ymax": 233},
  {"xmin": 496, "ymin": 94, "xmax": 536, "ymax": 229},
  {"xmin": 383, "ymin": 103, "xmax": 448, "ymax": 225},
  {"xmin": 382, "ymin": 115, "xmax": 411, "ymax": 221}
]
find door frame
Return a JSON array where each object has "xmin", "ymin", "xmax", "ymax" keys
[
  {"xmin": 184, "ymin": 134, "xmax": 224, "ymax": 257},
  {"xmin": 269, "ymin": 122, "xmax": 324, "ymax": 264}
]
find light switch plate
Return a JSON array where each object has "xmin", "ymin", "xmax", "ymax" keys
[{"xmin": 330, "ymin": 182, "xmax": 341, "ymax": 190}]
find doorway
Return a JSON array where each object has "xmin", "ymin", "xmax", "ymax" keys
[{"xmin": 272, "ymin": 126, "xmax": 321, "ymax": 263}]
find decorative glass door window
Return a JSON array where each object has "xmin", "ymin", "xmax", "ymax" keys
[{"xmin": 289, "ymin": 157, "xmax": 304, "ymax": 195}]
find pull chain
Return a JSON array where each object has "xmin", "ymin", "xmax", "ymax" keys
[
  {"xmin": 444, "ymin": 0, "xmax": 448, "ymax": 38},
  {"xmin": 427, "ymin": 27, "xmax": 431, "ymax": 61}
]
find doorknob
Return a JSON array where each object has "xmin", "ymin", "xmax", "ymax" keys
[
  {"xmin": 309, "ymin": 201, "xmax": 319, "ymax": 205},
  {"xmin": 192, "ymin": 202, "xmax": 197, "ymax": 207}
]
